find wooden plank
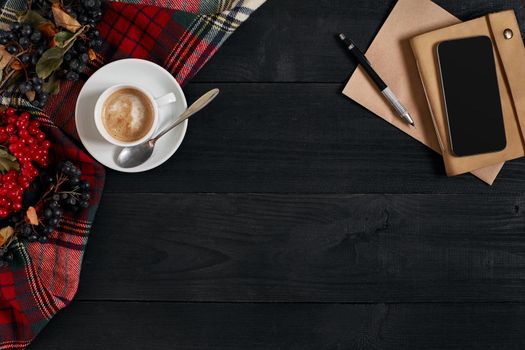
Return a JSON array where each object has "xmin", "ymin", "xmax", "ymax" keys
[
  {"xmin": 193, "ymin": 0, "xmax": 525, "ymax": 83},
  {"xmin": 77, "ymin": 192, "xmax": 525, "ymax": 302},
  {"xmin": 103, "ymin": 83, "xmax": 525, "ymax": 193},
  {"xmin": 30, "ymin": 301, "xmax": 525, "ymax": 350}
]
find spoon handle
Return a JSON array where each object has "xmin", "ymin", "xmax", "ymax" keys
[{"xmin": 152, "ymin": 88, "xmax": 220, "ymax": 143}]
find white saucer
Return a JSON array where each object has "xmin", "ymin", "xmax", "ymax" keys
[{"xmin": 75, "ymin": 59, "xmax": 188, "ymax": 172}]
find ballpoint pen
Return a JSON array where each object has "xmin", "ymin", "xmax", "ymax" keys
[{"xmin": 339, "ymin": 33, "xmax": 415, "ymax": 127}]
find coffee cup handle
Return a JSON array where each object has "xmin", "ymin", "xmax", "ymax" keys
[{"xmin": 155, "ymin": 92, "xmax": 176, "ymax": 106}]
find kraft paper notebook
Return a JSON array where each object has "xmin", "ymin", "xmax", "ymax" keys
[
  {"xmin": 342, "ymin": 0, "xmax": 504, "ymax": 184},
  {"xmin": 410, "ymin": 10, "xmax": 525, "ymax": 177}
]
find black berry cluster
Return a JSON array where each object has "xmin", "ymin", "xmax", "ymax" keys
[
  {"xmin": 35, "ymin": 0, "xmax": 104, "ymax": 25},
  {"xmin": 35, "ymin": 0, "xmax": 104, "ymax": 82},
  {"xmin": 0, "ymin": 23, "xmax": 50, "ymax": 107},
  {"xmin": 0, "ymin": 245, "xmax": 14, "ymax": 267},
  {"xmin": 11, "ymin": 161, "xmax": 90, "ymax": 245},
  {"xmin": 57, "ymin": 29, "xmax": 102, "ymax": 82},
  {"xmin": 0, "ymin": 0, "xmax": 105, "ymax": 107},
  {"xmin": 55, "ymin": 160, "xmax": 91, "ymax": 211},
  {"xmin": 69, "ymin": 0, "xmax": 104, "ymax": 26}
]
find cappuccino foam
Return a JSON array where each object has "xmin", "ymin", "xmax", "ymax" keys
[{"xmin": 102, "ymin": 88, "xmax": 154, "ymax": 142}]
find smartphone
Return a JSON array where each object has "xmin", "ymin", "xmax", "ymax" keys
[{"xmin": 437, "ymin": 36, "xmax": 506, "ymax": 157}]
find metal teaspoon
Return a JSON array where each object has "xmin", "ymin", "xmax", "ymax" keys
[{"xmin": 116, "ymin": 88, "xmax": 219, "ymax": 168}]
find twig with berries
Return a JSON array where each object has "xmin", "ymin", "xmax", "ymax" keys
[
  {"xmin": 0, "ymin": 107, "xmax": 89, "ymax": 267},
  {"xmin": 0, "ymin": 0, "xmax": 104, "ymax": 108},
  {"xmin": 0, "ymin": 107, "xmax": 50, "ymax": 218},
  {"xmin": 16, "ymin": 161, "xmax": 90, "ymax": 243},
  {"xmin": 0, "ymin": 160, "xmax": 90, "ymax": 266}
]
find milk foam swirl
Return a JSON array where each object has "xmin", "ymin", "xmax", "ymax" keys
[{"xmin": 101, "ymin": 88, "xmax": 154, "ymax": 142}]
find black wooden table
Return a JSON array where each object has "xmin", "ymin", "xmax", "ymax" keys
[{"xmin": 30, "ymin": 1, "xmax": 525, "ymax": 349}]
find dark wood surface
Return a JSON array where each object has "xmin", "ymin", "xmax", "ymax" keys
[{"xmin": 30, "ymin": 0, "xmax": 525, "ymax": 349}]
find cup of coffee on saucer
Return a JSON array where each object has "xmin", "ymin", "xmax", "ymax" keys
[
  {"xmin": 76, "ymin": 58, "xmax": 188, "ymax": 173},
  {"xmin": 94, "ymin": 84, "xmax": 176, "ymax": 147}
]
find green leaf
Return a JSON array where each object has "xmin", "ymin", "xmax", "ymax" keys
[
  {"xmin": 19, "ymin": 10, "xmax": 49, "ymax": 27},
  {"xmin": 54, "ymin": 25, "xmax": 89, "ymax": 49},
  {"xmin": 0, "ymin": 159, "xmax": 19, "ymax": 173},
  {"xmin": 0, "ymin": 148, "xmax": 17, "ymax": 162},
  {"xmin": 36, "ymin": 25, "xmax": 88, "ymax": 79},
  {"xmin": 0, "ymin": 148, "xmax": 19, "ymax": 174},
  {"xmin": 42, "ymin": 73, "xmax": 60, "ymax": 95},
  {"xmin": 36, "ymin": 47, "xmax": 64, "ymax": 79},
  {"xmin": 53, "ymin": 31, "xmax": 74, "ymax": 47}
]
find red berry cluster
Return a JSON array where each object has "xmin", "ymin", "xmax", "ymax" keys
[{"xmin": 0, "ymin": 108, "xmax": 50, "ymax": 217}]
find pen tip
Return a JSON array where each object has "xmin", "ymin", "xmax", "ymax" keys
[{"xmin": 338, "ymin": 33, "xmax": 346, "ymax": 40}]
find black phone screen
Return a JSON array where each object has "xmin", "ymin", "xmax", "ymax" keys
[{"xmin": 437, "ymin": 36, "xmax": 506, "ymax": 157}]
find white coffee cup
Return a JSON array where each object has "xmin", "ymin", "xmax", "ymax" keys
[{"xmin": 94, "ymin": 83, "xmax": 176, "ymax": 147}]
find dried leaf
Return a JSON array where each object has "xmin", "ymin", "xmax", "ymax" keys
[
  {"xmin": 88, "ymin": 48, "xmax": 97, "ymax": 61},
  {"xmin": 36, "ymin": 47, "xmax": 64, "ymax": 79},
  {"xmin": 10, "ymin": 60, "xmax": 23, "ymax": 70},
  {"xmin": 52, "ymin": 3, "xmax": 81, "ymax": 33},
  {"xmin": 26, "ymin": 207, "xmax": 38, "ymax": 225},
  {"xmin": 0, "ymin": 45, "xmax": 13, "ymax": 69},
  {"xmin": 39, "ymin": 22, "xmax": 58, "ymax": 38},
  {"xmin": 42, "ymin": 73, "xmax": 60, "ymax": 95},
  {"xmin": 25, "ymin": 90, "xmax": 36, "ymax": 101},
  {"xmin": 0, "ymin": 226, "xmax": 14, "ymax": 246}
]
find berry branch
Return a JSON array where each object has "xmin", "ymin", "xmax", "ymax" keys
[{"xmin": 0, "ymin": 0, "xmax": 104, "ymax": 108}]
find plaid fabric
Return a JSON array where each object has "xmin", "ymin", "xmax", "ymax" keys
[
  {"xmin": 0, "ymin": 117, "xmax": 105, "ymax": 350},
  {"xmin": 0, "ymin": 0, "xmax": 266, "ymax": 349},
  {"xmin": 47, "ymin": 0, "xmax": 266, "ymax": 137}
]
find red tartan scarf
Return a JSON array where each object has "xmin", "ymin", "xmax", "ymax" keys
[{"xmin": 0, "ymin": 0, "xmax": 266, "ymax": 348}]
